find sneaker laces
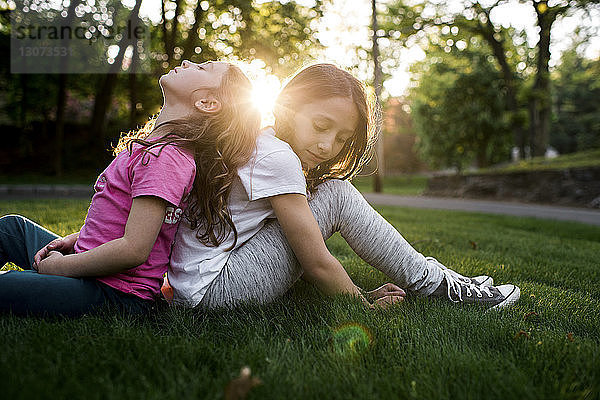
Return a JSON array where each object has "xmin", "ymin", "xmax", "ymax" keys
[{"xmin": 440, "ymin": 268, "xmax": 493, "ymax": 303}]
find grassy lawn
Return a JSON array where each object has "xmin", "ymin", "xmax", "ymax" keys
[
  {"xmin": 1, "ymin": 199, "xmax": 599, "ymax": 399},
  {"xmin": 481, "ymin": 149, "xmax": 600, "ymax": 174},
  {"xmin": 352, "ymin": 174, "xmax": 428, "ymax": 196}
]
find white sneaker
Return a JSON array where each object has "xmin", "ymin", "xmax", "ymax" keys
[
  {"xmin": 431, "ymin": 268, "xmax": 520, "ymax": 309},
  {"xmin": 426, "ymin": 257, "xmax": 493, "ymax": 287}
]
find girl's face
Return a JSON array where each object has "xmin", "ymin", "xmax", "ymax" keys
[
  {"xmin": 160, "ymin": 60, "xmax": 229, "ymax": 104},
  {"xmin": 287, "ymin": 96, "xmax": 359, "ymax": 170}
]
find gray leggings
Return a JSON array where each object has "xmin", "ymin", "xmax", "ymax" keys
[{"xmin": 200, "ymin": 179, "xmax": 443, "ymax": 308}]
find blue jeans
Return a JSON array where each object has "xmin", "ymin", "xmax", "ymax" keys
[{"xmin": 0, "ymin": 215, "xmax": 153, "ymax": 317}]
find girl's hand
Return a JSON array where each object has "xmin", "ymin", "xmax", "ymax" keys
[
  {"xmin": 366, "ymin": 283, "xmax": 406, "ymax": 302},
  {"xmin": 30, "ymin": 197, "xmax": 166, "ymax": 278},
  {"xmin": 371, "ymin": 294, "xmax": 405, "ymax": 308},
  {"xmin": 360, "ymin": 283, "xmax": 406, "ymax": 309},
  {"xmin": 35, "ymin": 251, "xmax": 65, "ymax": 275},
  {"xmin": 359, "ymin": 291, "xmax": 404, "ymax": 309},
  {"xmin": 34, "ymin": 232, "xmax": 79, "ymax": 266}
]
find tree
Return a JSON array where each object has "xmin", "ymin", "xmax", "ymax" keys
[
  {"xmin": 384, "ymin": 0, "xmax": 600, "ymax": 157},
  {"xmin": 452, "ymin": 0, "xmax": 600, "ymax": 156},
  {"xmin": 1, "ymin": 1, "xmax": 325, "ymax": 174},
  {"xmin": 528, "ymin": 0, "xmax": 564, "ymax": 156},
  {"xmin": 449, "ymin": 2, "xmax": 528, "ymax": 158},
  {"xmin": 410, "ymin": 43, "xmax": 512, "ymax": 171},
  {"xmin": 53, "ymin": 0, "xmax": 80, "ymax": 176},
  {"xmin": 89, "ymin": 0, "xmax": 143, "ymax": 157},
  {"xmin": 552, "ymin": 46, "xmax": 600, "ymax": 152},
  {"xmin": 372, "ymin": 0, "xmax": 384, "ymax": 192},
  {"xmin": 157, "ymin": 0, "xmax": 323, "ymax": 75}
]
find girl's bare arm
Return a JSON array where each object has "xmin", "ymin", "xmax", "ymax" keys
[
  {"xmin": 269, "ymin": 193, "xmax": 365, "ymax": 297},
  {"xmin": 36, "ymin": 196, "xmax": 166, "ymax": 277}
]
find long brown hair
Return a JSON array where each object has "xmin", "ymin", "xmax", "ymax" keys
[
  {"xmin": 115, "ymin": 64, "xmax": 261, "ymax": 250},
  {"xmin": 273, "ymin": 63, "xmax": 379, "ymax": 193}
]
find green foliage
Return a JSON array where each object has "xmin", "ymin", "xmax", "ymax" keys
[
  {"xmin": 383, "ymin": 0, "xmax": 600, "ymax": 159},
  {"xmin": 238, "ymin": 1, "xmax": 323, "ymax": 76},
  {"xmin": 0, "ymin": 1, "xmax": 324, "ymax": 174},
  {"xmin": 409, "ymin": 44, "xmax": 512, "ymax": 171},
  {"xmin": 1, "ymin": 199, "xmax": 599, "ymax": 399},
  {"xmin": 551, "ymin": 48, "xmax": 600, "ymax": 153},
  {"xmin": 155, "ymin": 0, "xmax": 323, "ymax": 74}
]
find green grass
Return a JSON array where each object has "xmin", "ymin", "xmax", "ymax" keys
[
  {"xmin": 481, "ymin": 149, "xmax": 600, "ymax": 174},
  {"xmin": 1, "ymin": 199, "xmax": 599, "ymax": 399},
  {"xmin": 352, "ymin": 174, "xmax": 428, "ymax": 195}
]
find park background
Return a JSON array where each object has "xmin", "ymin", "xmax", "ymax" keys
[
  {"xmin": 1, "ymin": 0, "xmax": 599, "ymax": 186},
  {"xmin": 1, "ymin": 0, "xmax": 600, "ymax": 399}
]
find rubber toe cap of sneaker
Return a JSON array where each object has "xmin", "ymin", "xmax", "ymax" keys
[{"xmin": 491, "ymin": 284, "xmax": 521, "ymax": 309}]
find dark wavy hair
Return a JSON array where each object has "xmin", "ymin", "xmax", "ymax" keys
[
  {"xmin": 273, "ymin": 63, "xmax": 379, "ymax": 193},
  {"xmin": 114, "ymin": 63, "xmax": 261, "ymax": 250}
]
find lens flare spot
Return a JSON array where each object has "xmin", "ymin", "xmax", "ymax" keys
[
  {"xmin": 331, "ymin": 323, "xmax": 372, "ymax": 357},
  {"xmin": 231, "ymin": 58, "xmax": 280, "ymax": 126}
]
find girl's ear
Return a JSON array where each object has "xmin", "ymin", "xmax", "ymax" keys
[{"xmin": 194, "ymin": 97, "xmax": 222, "ymax": 114}]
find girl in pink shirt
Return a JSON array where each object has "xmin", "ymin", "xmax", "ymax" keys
[{"xmin": 0, "ymin": 60, "xmax": 260, "ymax": 317}]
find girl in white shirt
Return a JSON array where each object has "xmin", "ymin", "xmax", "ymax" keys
[{"xmin": 168, "ymin": 64, "xmax": 520, "ymax": 310}]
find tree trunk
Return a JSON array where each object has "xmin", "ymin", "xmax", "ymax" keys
[
  {"xmin": 182, "ymin": 1, "xmax": 205, "ymax": 62},
  {"xmin": 128, "ymin": 44, "xmax": 139, "ymax": 129},
  {"xmin": 19, "ymin": 75, "xmax": 27, "ymax": 129},
  {"xmin": 89, "ymin": 0, "xmax": 142, "ymax": 158},
  {"xmin": 54, "ymin": 75, "xmax": 67, "ymax": 176},
  {"xmin": 163, "ymin": 0, "xmax": 182, "ymax": 66},
  {"xmin": 53, "ymin": 0, "xmax": 80, "ymax": 176},
  {"xmin": 530, "ymin": 1, "xmax": 559, "ymax": 157},
  {"xmin": 372, "ymin": 0, "xmax": 384, "ymax": 193},
  {"xmin": 161, "ymin": 0, "xmax": 168, "ymax": 63},
  {"xmin": 472, "ymin": 4, "xmax": 527, "ymax": 158},
  {"xmin": 476, "ymin": 136, "xmax": 490, "ymax": 168}
]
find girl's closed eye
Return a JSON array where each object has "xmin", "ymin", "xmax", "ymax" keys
[{"xmin": 312, "ymin": 121, "xmax": 328, "ymax": 132}]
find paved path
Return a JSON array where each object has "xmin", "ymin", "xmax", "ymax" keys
[
  {"xmin": 363, "ymin": 193, "xmax": 600, "ymax": 227},
  {"xmin": 0, "ymin": 185, "xmax": 93, "ymax": 199},
  {"xmin": 1, "ymin": 185, "xmax": 599, "ymax": 227}
]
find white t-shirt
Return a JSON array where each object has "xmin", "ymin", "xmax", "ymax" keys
[{"xmin": 168, "ymin": 128, "xmax": 307, "ymax": 306}]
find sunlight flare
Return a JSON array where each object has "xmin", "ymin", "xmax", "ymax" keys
[{"xmin": 235, "ymin": 59, "xmax": 281, "ymax": 127}]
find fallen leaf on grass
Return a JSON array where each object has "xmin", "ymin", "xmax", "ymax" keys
[
  {"xmin": 566, "ymin": 332, "xmax": 574, "ymax": 342},
  {"xmin": 514, "ymin": 330, "xmax": 530, "ymax": 340},
  {"xmin": 224, "ymin": 366, "xmax": 262, "ymax": 400},
  {"xmin": 523, "ymin": 311, "xmax": 539, "ymax": 321}
]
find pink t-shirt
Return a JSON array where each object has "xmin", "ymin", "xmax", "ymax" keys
[{"xmin": 74, "ymin": 142, "xmax": 196, "ymax": 300}]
